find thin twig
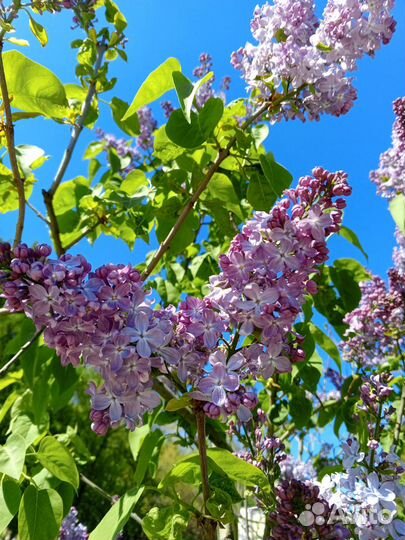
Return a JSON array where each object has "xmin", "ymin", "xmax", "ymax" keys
[
  {"xmin": 27, "ymin": 200, "xmax": 50, "ymax": 225},
  {"xmin": 141, "ymin": 101, "xmax": 273, "ymax": 280},
  {"xmin": 0, "ymin": 326, "xmax": 44, "ymax": 376},
  {"xmin": 0, "ymin": 40, "xmax": 25, "ymax": 246},
  {"xmin": 43, "ymin": 40, "xmax": 108, "ymax": 256},
  {"xmin": 80, "ymin": 474, "xmax": 143, "ymax": 525}
]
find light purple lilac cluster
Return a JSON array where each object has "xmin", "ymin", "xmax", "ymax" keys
[
  {"xmin": 59, "ymin": 507, "xmax": 88, "ymax": 540},
  {"xmin": 319, "ymin": 439, "xmax": 405, "ymax": 540},
  {"xmin": 371, "ymin": 97, "xmax": 405, "ymax": 198},
  {"xmin": 96, "ymin": 106, "xmax": 157, "ymax": 174},
  {"xmin": 0, "ymin": 167, "xmax": 351, "ymax": 433},
  {"xmin": 341, "ymin": 266, "xmax": 405, "ymax": 368},
  {"xmin": 0, "ymin": 243, "xmax": 166, "ymax": 434},
  {"xmin": 232, "ymin": 0, "xmax": 396, "ymax": 121}
]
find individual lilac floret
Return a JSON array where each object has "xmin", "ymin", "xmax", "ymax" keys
[
  {"xmin": 371, "ymin": 97, "xmax": 405, "ymax": 198},
  {"xmin": 232, "ymin": 0, "xmax": 395, "ymax": 121},
  {"xmin": 59, "ymin": 507, "xmax": 88, "ymax": 540}
]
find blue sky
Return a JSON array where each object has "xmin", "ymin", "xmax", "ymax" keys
[{"xmin": 2, "ymin": 0, "xmax": 405, "ymax": 278}]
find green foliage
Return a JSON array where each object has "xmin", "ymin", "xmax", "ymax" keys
[
  {"xmin": 89, "ymin": 487, "xmax": 144, "ymax": 540},
  {"xmin": 2, "ymin": 51, "xmax": 68, "ymax": 118},
  {"xmin": 166, "ymin": 98, "xmax": 224, "ymax": 148},
  {"xmin": 123, "ymin": 57, "xmax": 181, "ymax": 119},
  {"xmin": 142, "ymin": 506, "xmax": 189, "ymax": 540},
  {"xmin": 0, "ymin": 434, "xmax": 26, "ymax": 480},
  {"xmin": 36, "ymin": 436, "xmax": 79, "ymax": 490},
  {"xmin": 0, "ymin": 477, "xmax": 22, "ymax": 534},
  {"xmin": 18, "ymin": 486, "xmax": 63, "ymax": 540}
]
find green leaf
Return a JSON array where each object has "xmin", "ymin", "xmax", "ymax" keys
[
  {"xmin": 309, "ymin": 323, "xmax": 342, "ymax": 372},
  {"xmin": 36, "ymin": 436, "xmax": 79, "ymax": 489},
  {"xmin": 0, "ymin": 434, "xmax": 26, "ymax": 480},
  {"xmin": 389, "ymin": 194, "xmax": 405, "ymax": 234},
  {"xmin": 153, "ymin": 126, "xmax": 184, "ymax": 162},
  {"xmin": 166, "ymin": 98, "xmax": 224, "ymax": 148},
  {"xmin": 206, "ymin": 448, "xmax": 270, "ymax": 494},
  {"xmin": 339, "ymin": 226, "xmax": 368, "ymax": 261},
  {"xmin": 134, "ymin": 430, "xmax": 163, "ymax": 487},
  {"xmin": 110, "ymin": 97, "xmax": 140, "ymax": 136},
  {"xmin": 165, "ymin": 396, "xmax": 192, "ymax": 412},
  {"xmin": 18, "ymin": 486, "xmax": 63, "ymax": 540},
  {"xmin": 128, "ymin": 424, "xmax": 150, "ymax": 463},
  {"xmin": 28, "ymin": 14, "xmax": 48, "ymax": 47},
  {"xmin": 247, "ymin": 170, "xmax": 277, "ymax": 211},
  {"xmin": 259, "ymin": 153, "xmax": 293, "ymax": 198},
  {"xmin": 0, "ymin": 477, "xmax": 21, "ymax": 534},
  {"xmin": 173, "ymin": 70, "xmax": 214, "ymax": 123},
  {"xmin": 2, "ymin": 51, "xmax": 68, "ymax": 118},
  {"xmin": 207, "ymin": 488, "xmax": 234, "ymax": 523},
  {"xmin": 290, "ymin": 393, "xmax": 313, "ymax": 429},
  {"xmin": 0, "ymin": 162, "xmax": 35, "ymax": 213},
  {"xmin": 142, "ymin": 506, "xmax": 188, "ymax": 540},
  {"xmin": 89, "ymin": 487, "xmax": 144, "ymax": 540},
  {"xmin": 123, "ymin": 57, "xmax": 181, "ymax": 119},
  {"xmin": 159, "ymin": 461, "xmax": 201, "ymax": 490},
  {"xmin": 203, "ymin": 172, "xmax": 242, "ymax": 218},
  {"xmin": 120, "ymin": 170, "xmax": 150, "ymax": 197},
  {"xmin": 53, "ymin": 177, "xmax": 91, "ymax": 215}
]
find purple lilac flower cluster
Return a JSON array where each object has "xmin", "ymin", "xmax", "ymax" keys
[
  {"xmin": 371, "ymin": 97, "xmax": 405, "ymax": 198},
  {"xmin": 342, "ymin": 266, "xmax": 405, "ymax": 368},
  {"xmin": 232, "ymin": 0, "xmax": 396, "ymax": 121},
  {"xmin": 0, "ymin": 243, "xmax": 167, "ymax": 434},
  {"xmin": 96, "ymin": 106, "xmax": 157, "ymax": 173},
  {"xmin": 59, "ymin": 507, "xmax": 88, "ymax": 540},
  {"xmin": 0, "ymin": 167, "xmax": 351, "ymax": 433},
  {"xmin": 269, "ymin": 478, "xmax": 351, "ymax": 539}
]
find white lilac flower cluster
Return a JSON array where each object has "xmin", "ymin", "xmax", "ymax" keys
[
  {"xmin": 319, "ymin": 439, "xmax": 405, "ymax": 540},
  {"xmin": 232, "ymin": 0, "xmax": 396, "ymax": 121}
]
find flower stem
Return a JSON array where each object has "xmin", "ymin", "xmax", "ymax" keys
[{"xmin": 195, "ymin": 407, "xmax": 217, "ymax": 540}]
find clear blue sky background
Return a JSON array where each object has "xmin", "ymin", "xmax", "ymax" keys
[{"xmin": 2, "ymin": 0, "xmax": 405, "ymax": 278}]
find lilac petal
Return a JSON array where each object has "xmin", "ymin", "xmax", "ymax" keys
[
  {"xmin": 135, "ymin": 311, "xmax": 149, "ymax": 333},
  {"xmin": 146, "ymin": 327, "xmax": 165, "ymax": 349},
  {"xmin": 109, "ymin": 399, "xmax": 122, "ymax": 422},
  {"xmin": 237, "ymin": 405, "xmax": 252, "ymax": 422},
  {"xmin": 204, "ymin": 329, "xmax": 218, "ymax": 349},
  {"xmin": 141, "ymin": 390, "xmax": 161, "ymax": 409},
  {"xmin": 223, "ymin": 373, "xmax": 240, "ymax": 392},
  {"xmin": 199, "ymin": 377, "xmax": 215, "ymax": 394},
  {"xmin": 93, "ymin": 394, "xmax": 111, "ymax": 411},
  {"xmin": 212, "ymin": 362, "xmax": 226, "ymax": 380},
  {"xmin": 136, "ymin": 338, "xmax": 151, "ymax": 358},
  {"xmin": 212, "ymin": 385, "xmax": 226, "ymax": 406},
  {"xmin": 228, "ymin": 352, "xmax": 244, "ymax": 371}
]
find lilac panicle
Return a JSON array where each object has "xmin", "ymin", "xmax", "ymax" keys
[
  {"xmin": 0, "ymin": 169, "xmax": 351, "ymax": 431},
  {"xmin": 232, "ymin": 0, "xmax": 395, "ymax": 121}
]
